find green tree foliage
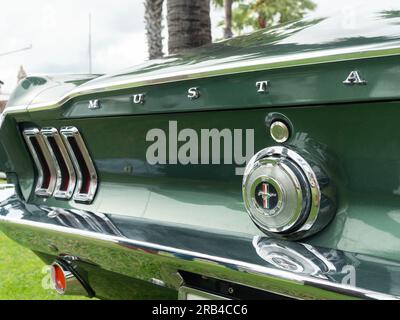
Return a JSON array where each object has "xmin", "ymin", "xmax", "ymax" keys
[{"xmin": 214, "ymin": 0, "xmax": 316, "ymax": 34}]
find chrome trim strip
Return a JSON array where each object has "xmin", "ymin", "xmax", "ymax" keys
[
  {"xmin": 0, "ymin": 213, "xmax": 397, "ymax": 300},
  {"xmin": 44, "ymin": 206, "xmax": 122, "ymax": 236},
  {"xmin": 45, "ymin": 207, "xmax": 86, "ymax": 230},
  {"xmin": 3, "ymin": 42, "xmax": 400, "ymax": 118},
  {"xmin": 22, "ymin": 129, "xmax": 57, "ymax": 197},
  {"xmin": 40, "ymin": 206, "xmax": 69, "ymax": 227},
  {"xmin": 69, "ymin": 209, "xmax": 124, "ymax": 236},
  {"xmin": 0, "ymin": 184, "xmax": 16, "ymax": 191},
  {"xmin": 69, "ymin": 209, "xmax": 107, "ymax": 234},
  {"xmin": 91, "ymin": 211, "xmax": 124, "ymax": 237},
  {"xmin": 41, "ymin": 128, "xmax": 77, "ymax": 200},
  {"xmin": 59, "ymin": 127, "xmax": 98, "ymax": 203}
]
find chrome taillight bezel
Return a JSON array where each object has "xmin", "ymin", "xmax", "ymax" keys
[
  {"xmin": 60, "ymin": 126, "xmax": 98, "ymax": 203},
  {"xmin": 41, "ymin": 127, "xmax": 77, "ymax": 200},
  {"xmin": 23, "ymin": 128, "xmax": 57, "ymax": 197}
]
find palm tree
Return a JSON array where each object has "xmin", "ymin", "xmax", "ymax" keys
[
  {"xmin": 167, "ymin": 0, "xmax": 212, "ymax": 54},
  {"xmin": 144, "ymin": 0, "xmax": 165, "ymax": 59},
  {"xmin": 214, "ymin": 0, "xmax": 316, "ymax": 37},
  {"xmin": 213, "ymin": 0, "xmax": 234, "ymax": 39},
  {"xmin": 223, "ymin": 0, "xmax": 234, "ymax": 38}
]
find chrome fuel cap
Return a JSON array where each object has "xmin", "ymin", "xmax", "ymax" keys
[
  {"xmin": 243, "ymin": 146, "xmax": 335, "ymax": 239},
  {"xmin": 244, "ymin": 156, "xmax": 309, "ymax": 233}
]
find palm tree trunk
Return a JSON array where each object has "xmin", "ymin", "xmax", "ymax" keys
[
  {"xmin": 144, "ymin": 0, "xmax": 164, "ymax": 60},
  {"xmin": 224, "ymin": 0, "xmax": 233, "ymax": 39},
  {"xmin": 167, "ymin": 0, "xmax": 212, "ymax": 54}
]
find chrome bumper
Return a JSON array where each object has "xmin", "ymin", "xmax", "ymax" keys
[{"xmin": 0, "ymin": 188, "xmax": 399, "ymax": 300}]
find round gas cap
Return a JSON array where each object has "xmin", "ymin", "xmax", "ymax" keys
[{"xmin": 243, "ymin": 146, "xmax": 334, "ymax": 239}]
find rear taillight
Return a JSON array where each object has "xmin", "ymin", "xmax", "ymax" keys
[
  {"xmin": 50, "ymin": 261, "xmax": 91, "ymax": 296},
  {"xmin": 60, "ymin": 127, "xmax": 98, "ymax": 203},
  {"xmin": 51, "ymin": 263, "xmax": 67, "ymax": 294},
  {"xmin": 23, "ymin": 128, "xmax": 57, "ymax": 197},
  {"xmin": 23, "ymin": 127, "xmax": 98, "ymax": 203},
  {"xmin": 41, "ymin": 128, "xmax": 76, "ymax": 200}
]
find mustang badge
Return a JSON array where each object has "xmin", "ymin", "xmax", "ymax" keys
[{"xmin": 256, "ymin": 182, "xmax": 278, "ymax": 210}]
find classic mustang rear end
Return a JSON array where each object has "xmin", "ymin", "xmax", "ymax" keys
[{"xmin": 1, "ymin": 6, "xmax": 400, "ymax": 300}]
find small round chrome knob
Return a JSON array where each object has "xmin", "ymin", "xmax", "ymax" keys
[{"xmin": 270, "ymin": 121, "xmax": 290, "ymax": 143}]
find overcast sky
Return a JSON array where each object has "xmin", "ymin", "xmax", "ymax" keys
[{"xmin": 0, "ymin": 0, "xmax": 395, "ymax": 93}]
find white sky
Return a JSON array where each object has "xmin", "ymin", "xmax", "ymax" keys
[{"xmin": 0, "ymin": 0, "xmax": 393, "ymax": 93}]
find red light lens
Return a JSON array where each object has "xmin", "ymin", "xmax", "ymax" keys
[{"xmin": 52, "ymin": 264, "xmax": 66, "ymax": 292}]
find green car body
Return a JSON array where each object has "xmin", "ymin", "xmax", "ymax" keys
[{"xmin": 1, "ymin": 6, "xmax": 400, "ymax": 299}]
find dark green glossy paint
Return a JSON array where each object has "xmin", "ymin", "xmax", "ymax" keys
[
  {"xmin": 7, "ymin": 74, "xmax": 99, "ymax": 108},
  {"xmin": 35, "ymin": 252, "xmax": 177, "ymax": 300},
  {"xmin": 3, "ymin": 5, "xmax": 400, "ymax": 276},
  {"xmin": 6, "ymin": 99, "xmax": 400, "ymax": 263},
  {"xmin": 64, "ymin": 56, "xmax": 400, "ymax": 119}
]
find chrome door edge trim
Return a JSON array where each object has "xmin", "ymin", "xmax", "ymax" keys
[{"xmin": 0, "ymin": 214, "xmax": 397, "ymax": 300}]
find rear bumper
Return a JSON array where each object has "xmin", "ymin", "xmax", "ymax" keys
[{"xmin": 0, "ymin": 187, "xmax": 399, "ymax": 300}]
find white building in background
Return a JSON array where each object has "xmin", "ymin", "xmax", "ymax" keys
[
  {"xmin": 0, "ymin": 80, "xmax": 9, "ymax": 113},
  {"xmin": 17, "ymin": 66, "xmax": 27, "ymax": 83},
  {"xmin": 0, "ymin": 66, "xmax": 27, "ymax": 113}
]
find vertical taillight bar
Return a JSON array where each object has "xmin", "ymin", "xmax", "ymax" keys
[
  {"xmin": 41, "ymin": 128, "xmax": 77, "ymax": 200},
  {"xmin": 23, "ymin": 128, "xmax": 57, "ymax": 197},
  {"xmin": 60, "ymin": 127, "xmax": 98, "ymax": 203}
]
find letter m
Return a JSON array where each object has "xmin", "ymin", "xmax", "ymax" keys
[{"xmin": 201, "ymin": 129, "xmax": 233, "ymax": 165}]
